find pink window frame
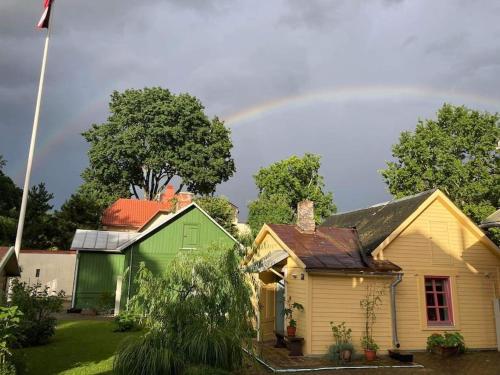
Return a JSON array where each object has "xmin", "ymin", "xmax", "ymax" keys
[{"xmin": 424, "ymin": 276, "xmax": 454, "ymax": 326}]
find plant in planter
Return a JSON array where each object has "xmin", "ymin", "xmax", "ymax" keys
[
  {"xmin": 329, "ymin": 321, "xmax": 353, "ymax": 362},
  {"xmin": 359, "ymin": 284, "xmax": 384, "ymax": 361},
  {"xmin": 283, "ymin": 298, "xmax": 304, "ymax": 337},
  {"xmin": 426, "ymin": 332, "xmax": 465, "ymax": 356}
]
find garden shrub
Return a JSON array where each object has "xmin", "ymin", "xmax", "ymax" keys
[
  {"xmin": 0, "ymin": 305, "xmax": 23, "ymax": 372},
  {"xmin": 9, "ymin": 280, "xmax": 64, "ymax": 347},
  {"xmin": 0, "ymin": 361, "xmax": 16, "ymax": 375},
  {"xmin": 114, "ymin": 246, "xmax": 256, "ymax": 375},
  {"xmin": 113, "ymin": 311, "xmax": 139, "ymax": 332},
  {"xmin": 426, "ymin": 332, "xmax": 466, "ymax": 353}
]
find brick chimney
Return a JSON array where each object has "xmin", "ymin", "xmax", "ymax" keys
[
  {"xmin": 297, "ymin": 200, "xmax": 315, "ymax": 232},
  {"xmin": 160, "ymin": 184, "xmax": 175, "ymax": 203},
  {"xmin": 175, "ymin": 192, "xmax": 194, "ymax": 211}
]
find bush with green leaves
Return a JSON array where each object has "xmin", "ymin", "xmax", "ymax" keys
[
  {"xmin": 426, "ymin": 332, "xmax": 465, "ymax": 353},
  {"xmin": 0, "ymin": 361, "xmax": 16, "ymax": 375},
  {"xmin": 9, "ymin": 279, "xmax": 64, "ymax": 347},
  {"xmin": 0, "ymin": 305, "xmax": 22, "ymax": 372},
  {"xmin": 113, "ymin": 311, "xmax": 139, "ymax": 332},
  {"xmin": 114, "ymin": 246, "xmax": 255, "ymax": 375}
]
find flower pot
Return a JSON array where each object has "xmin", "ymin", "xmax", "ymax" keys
[
  {"xmin": 364, "ymin": 349, "xmax": 377, "ymax": 361},
  {"xmin": 433, "ymin": 345, "xmax": 459, "ymax": 357},
  {"xmin": 287, "ymin": 326, "xmax": 296, "ymax": 337},
  {"xmin": 340, "ymin": 349, "xmax": 352, "ymax": 362}
]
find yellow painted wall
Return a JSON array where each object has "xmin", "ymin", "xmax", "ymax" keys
[
  {"xmin": 285, "ymin": 256, "xmax": 309, "ymax": 349},
  {"xmin": 309, "ymin": 275, "xmax": 392, "ymax": 355},
  {"xmin": 377, "ymin": 196, "xmax": 500, "ymax": 350}
]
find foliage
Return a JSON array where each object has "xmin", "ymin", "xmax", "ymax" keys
[
  {"xmin": 183, "ymin": 365, "xmax": 231, "ymax": 375},
  {"xmin": 9, "ymin": 280, "xmax": 64, "ymax": 347},
  {"xmin": 82, "ymin": 87, "xmax": 235, "ymax": 201},
  {"xmin": 359, "ymin": 284, "xmax": 384, "ymax": 351},
  {"xmin": 194, "ymin": 196, "xmax": 238, "ymax": 236},
  {"xmin": 114, "ymin": 311, "xmax": 139, "ymax": 332},
  {"xmin": 51, "ymin": 191, "xmax": 103, "ymax": 249},
  {"xmin": 426, "ymin": 332, "xmax": 466, "ymax": 352},
  {"xmin": 115, "ymin": 246, "xmax": 256, "ymax": 374},
  {"xmin": 0, "ymin": 157, "xmax": 22, "ymax": 247},
  {"xmin": 283, "ymin": 298, "xmax": 304, "ymax": 328},
  {"xmin": 0, "ymin": 362, "xmax": 16, "ymax": 375},
  {"xmin": 22, "ymin": 183, "xmax": 56, "ymax": 249},
  {"xmin": 248, "ymin": 154, "xmax": 335, "ymax": 233},
  {"xmin": 330, "ymin": 321, "xmax": 352, "ymax": 346},
  {"xmin": 247, "ymin": 193, "xmax": 295, "ymax": 235},
  {"xmin": 0, "ymin": 306, "xmax": 22, "ymax": 361},
  {"xmin": 381, "ymin": 104, "xmax": 499, "ymax": 228},
  {"xmin": 96, "ymin": 291, "xmax": 114, "ymax": 314}
]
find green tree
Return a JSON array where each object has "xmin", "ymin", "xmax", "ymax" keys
[
  {"xmin": 247, "ymin": 154, "xmax": 336, "ymax": 234},
  {"xmin": 247, "ymin": 194, "xmax": 295, "ymax": 234},
  {"xmin": 82, "ymin": 87, "xmax": 235, "ymax": 201},
  {"xmin": 22, "ymin": 183, "xmax": 55, "ymax": 249},
  {"xmin": 194, "ymin": 196, "xmax": 238, "ymax": 237},
  {"xmin": 51, "ymin": 191, "xmax": 103, "ymax": 249},
  {"xmin": 0, "ymin": 156, "xmax": 21, "ymax": 246},
  {"xmin": 381, "ymin": 104, "xmax": 499, "ymax": 225}
]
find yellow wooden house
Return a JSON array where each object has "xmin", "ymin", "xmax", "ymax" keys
[{"xmin": 249, "ymin": 189, "xmax": 500, "ymax": 355}]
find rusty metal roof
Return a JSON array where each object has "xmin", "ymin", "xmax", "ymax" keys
[{"xmin": 267, "ymin": 224, "xmax": 400, "ymax": 273}]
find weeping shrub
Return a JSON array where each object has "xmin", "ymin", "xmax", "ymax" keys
[
  {"xmin": 114, "ymin": 245, "xmax": 256, "ymax": 375},
  {"xmin": 113, "ymin": 328, "xmax": 184, "ymax": 375}
]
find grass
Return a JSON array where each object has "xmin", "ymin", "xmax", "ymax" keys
[{"xmin": 13, "ymin": 320, "xmax": 141, "ymax": 375}]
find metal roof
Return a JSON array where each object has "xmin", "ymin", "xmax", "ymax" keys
[
  {"xmin": 70, "ymin": 230, "xmax": 139, "ymax": 251},
  {"xmin": 480, "ymin": 209, "xmax": 500, "ymax": 229},
  {"xmin": 246, "ymin": 249, "xmax": 288, "ymax": 273}
]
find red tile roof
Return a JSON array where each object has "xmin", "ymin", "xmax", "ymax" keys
[
  {"xmin": 0, "ymin": 247, "xmax": 21, "ymax": 276},
  {"xmin": 101, "ymin": 199, "xmax": 173, "ymax": 229}
]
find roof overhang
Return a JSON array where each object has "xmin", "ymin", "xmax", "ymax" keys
[
  {"xmin": 246, "ymin": 249, "xmax": 288, "ymax": 273},
  {"xmin": 0, "ymin": 247, "xmax": 20, "ymax": 277}
]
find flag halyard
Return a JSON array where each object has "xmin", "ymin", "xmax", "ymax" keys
[{"xmin": 37, "ymin": 0, "xmax": 53, "ymax": 29}]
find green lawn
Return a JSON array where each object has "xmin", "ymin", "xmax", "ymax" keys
[{"xmin": 14, "ymin": 320, "xmax": 141, "ymax": 375}]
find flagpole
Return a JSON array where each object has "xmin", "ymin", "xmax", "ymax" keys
[{"xmin": 14, "ymin": 27, "xmax": 51, "ymax": 258}]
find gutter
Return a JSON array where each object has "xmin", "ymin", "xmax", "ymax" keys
[{"xmin": 390, "ymin": 273, "xmax": 403, "ymax": 348}]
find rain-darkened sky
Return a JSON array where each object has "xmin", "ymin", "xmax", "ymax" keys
[{"xmin": 1, "ymin": 0, "xmax": 500, "ymax": 219}]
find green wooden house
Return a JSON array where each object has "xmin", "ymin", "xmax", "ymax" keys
[{"xmin": 70, "ymin": 203, "xmax": 239, "ymax": 311}]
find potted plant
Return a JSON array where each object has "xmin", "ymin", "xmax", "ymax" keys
[
  {"xmin": 426, "ymin": 332, "xmax": 465, "ymax": 357},
  {"xmin": 330, "ymin": 321, "xmax": 354, "ymax": 361},
  {"xmin": 359, "ymin": 284, "xmax": 384, "ymax": 361},
  {"xmin": 283, "ymin": 298, "xmax": 304, "ymax": 337}
]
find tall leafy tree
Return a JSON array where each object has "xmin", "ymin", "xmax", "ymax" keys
[
  {"xmin": 381, "ymin": 104, "xmax": 499, "ymax": 224},
  {"xmin": 0, "ymin": 156, "xmax": 21, "ymax": 246},
  {"xmin": 23, "ymin": 183, "xmax": 55, "ymax": 249},
  {"xmin": 247, "ymin": 153, "xmax": 336, "ymax": 234},
  {"xmin": 82, "ymin": 87, "xmax": 235, "ymax": 201},
  {"xmin": 194, "ymin": 196, "xmax": 238, "ymax": 237}
]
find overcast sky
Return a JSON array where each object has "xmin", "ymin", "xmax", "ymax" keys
[{"xmin": 1, "ymin": 0, "xmax": 500, "ymax": 219}]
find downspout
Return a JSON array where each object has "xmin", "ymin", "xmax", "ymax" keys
[
  {"xmin": 126, "ymin": 246, "xmax": 134, "ymax": 308},
  {"xmin": 390, "ymin": 273, "xmax": 403, "ymax": 348},
  {"xmin": 70, "ymin": 251, "xmax": 80, "ymax": 309}
]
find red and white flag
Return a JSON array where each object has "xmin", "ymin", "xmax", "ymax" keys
[{"xmin": 37, "ymin": 0, "xmax": 53, "ymax": 29}]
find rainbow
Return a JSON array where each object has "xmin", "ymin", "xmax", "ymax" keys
[
  {"xmin": 16, "ymin": 84, "xmax": 500, "ymax": 179},
  {"xmin": 223, "ymin": 85, "xmax": 500, "ymax": 127}
]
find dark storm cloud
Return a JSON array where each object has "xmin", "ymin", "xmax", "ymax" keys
[{"xmin": 1, "ymin": 0, "xmax": 500, "ymax": 220}]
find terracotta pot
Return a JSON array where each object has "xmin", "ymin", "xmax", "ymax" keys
[
  {"xmin": 433, "ymin": 346, "xmax": 459, "ymax": 357},
  {"xmin": 364, "ymin": 349, "xmax": 377, "ymax": 361},
  {"xmin": 287, "ymin": 326, "xmax": 296, "ymax": 337},
  {"xmin": 340, "ymin": 349, "xmax": 352, "ymax": 362}
]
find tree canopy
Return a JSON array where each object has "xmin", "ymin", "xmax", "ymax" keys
[
  {"xmin": 82, "ymin": 87, "xmax": 235, "ymax": 201},
  {"xmin": 194, "ymin": 196, "xmax": 238, "ymax": 237},
  {"xmin": 381, "ymin": 104, "xmax": 499, "ymax": 224},
  {"xmin": 247, "ymin": 153, "xmax": 336, "ymax": 234}
]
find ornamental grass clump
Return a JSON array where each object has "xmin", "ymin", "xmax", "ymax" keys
[{"xmin": 114, "ymin": 246, "xmax": 256, "ymax": 375}]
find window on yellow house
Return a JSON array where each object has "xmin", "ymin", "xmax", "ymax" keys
[{"xmin": 425, "ymin": 276, "xmax": 453, "ymax": 325}]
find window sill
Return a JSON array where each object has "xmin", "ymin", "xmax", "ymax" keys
[{"xmin": 422, "ymin": 325, "xmax": 459, "ymax": 331}]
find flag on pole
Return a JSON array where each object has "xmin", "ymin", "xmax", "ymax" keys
[{"xmin": 37, "ymin": 0, "xmax": 53, "ymax": 29}]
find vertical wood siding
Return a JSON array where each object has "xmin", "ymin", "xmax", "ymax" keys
[
  {"xmin": 378, "ymin": 197, "xmax": 500, "ymax": 350},
  {"xmin": 74, "ymin": 252, "xmax": 125, "ymax": 309}
]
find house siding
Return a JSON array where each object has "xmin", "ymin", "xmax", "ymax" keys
[
  {"xmin": 74, "ymin": 252, "xmax": 125, "ymax": 309},
  {"xmin": 377, "ymin": 196, "xmax": 500, "ymax": 350},
  {"xmin": 309, "ymin": 274, "xmax": 393, "ymax": 355}
]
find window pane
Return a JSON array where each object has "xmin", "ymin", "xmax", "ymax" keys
[
  {"xmin": 436, "ymin": 293, "xmax": 446, "ymax": 306},
  {"xmin": 427, "ymin": 308, "xmax": 437, "ymax": 321},
  {"xmin": 426, "ymin": 293, "xmax": 435, "ymax": 306},
  {"xmin": 435, "ymin": 280, "xmax": 445, "ymax": 292},
  {"xmin": 439, "ymin": 308, "xmax": 449, "ymax": 321},
  {"xmin": 425, "ymin": 281, "xmax": 433, "ymax": 291}
]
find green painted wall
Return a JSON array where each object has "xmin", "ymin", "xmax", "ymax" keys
[
  {"xmin": 74, "ymin": 252, "xmax": 124, "ymax": 309},
  {"xmin": 121, "ymin": 206, "xmax": 237, "ymax": 301}
]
